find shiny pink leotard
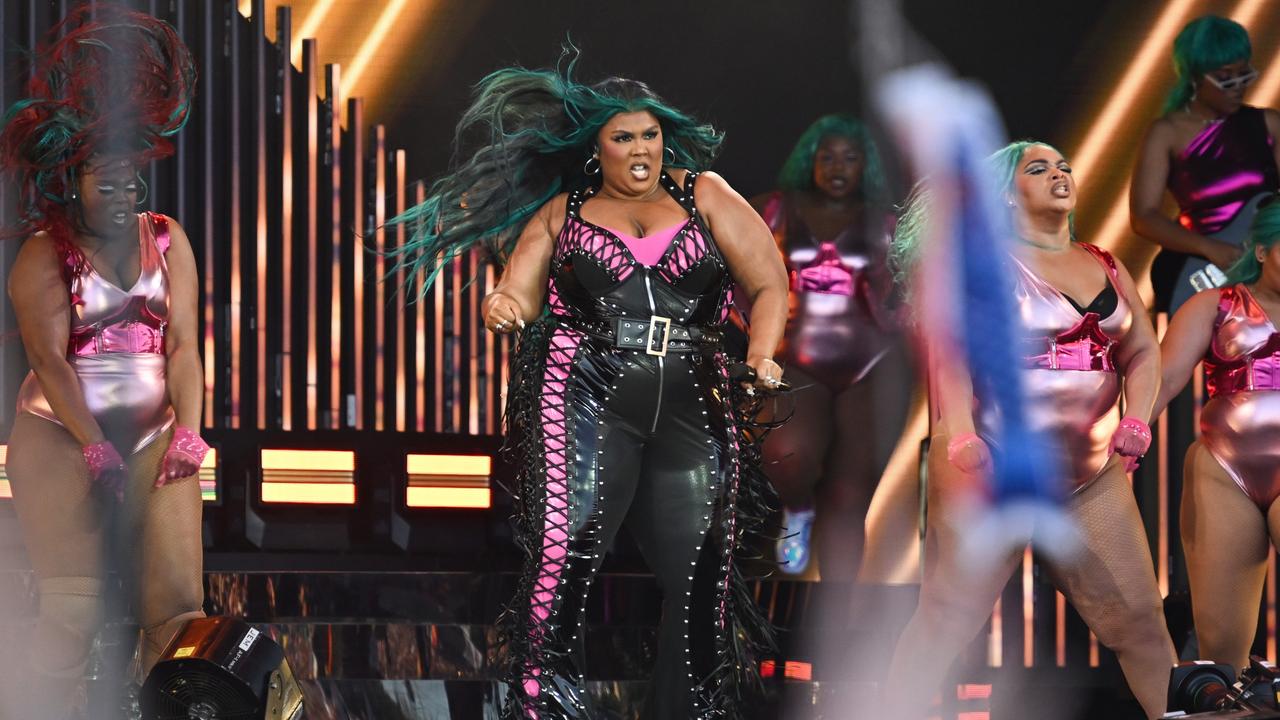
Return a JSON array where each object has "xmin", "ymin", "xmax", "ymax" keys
[
  {"xmin": 761, "ymin": 192, "xmax": 895, "ymax": 390},
  {"xmin": 978, "ymin": 243, "xmax": 1132, "ymax": 491},
  {"xmin": 1200, "ymin": 284, "xmax": 1280, "ymax": 508},
  {"xmin": 15, "ymin": 212, "xmax": 174, "ymax": 453}
]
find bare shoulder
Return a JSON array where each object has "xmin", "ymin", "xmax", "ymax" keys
[
  {"xmin": 1142, "ymin": 115, "xmax": 1179, "ymax": 148},
  {"xmin": 689, "ymin": 170, "xmax": 740, "ymax": 207},
  {"xmin": 160, "ymin": 215, "xmax": 194, "ymax": 249},
  {"xmin": 9, "ymin": 231, "xmax": 62, "ymax": 298},
  {"xmin": 535, "ymin": 192, "xmax": 569, "ymax": 236},
  {"xmin": 13, "ymin": 231, "xmax": 59, "ymax": 272},
  {"xmin": 1261, "ymin": 107, "xmax": 1280, "ymax": 136},
  {"xmin": 1177, "ymin": 286, "xmax": 1227, "ymax": 321}
]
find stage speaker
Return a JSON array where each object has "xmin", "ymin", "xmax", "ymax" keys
[{"xmin": 140, "ymin": 616, "xmax": 303, "ymax": 720}]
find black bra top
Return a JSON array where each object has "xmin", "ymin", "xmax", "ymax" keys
[{"xmin": 1064, "ymin": 280, "xmax": 1118, "ymax": 318}]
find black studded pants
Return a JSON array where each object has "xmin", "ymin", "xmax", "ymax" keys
[{"xmin": 509, "ymin": 328, "xmax": 729, "ymax": 719}]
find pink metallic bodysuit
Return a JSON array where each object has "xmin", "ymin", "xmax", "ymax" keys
[
  {"xmin": 978, "ymin": 244, "xmax": 1132, "ymax": 490},
  {"xmin": 16, "ymin": 212, "xmax": 173, "ymax": 453},
  {"xmin": 1200, "ymin": 284, "xmax": 1280, "ymax": 509},
  {"xmin": 762, "ymin": 192, "xmax": 894, "ymax": 390}
]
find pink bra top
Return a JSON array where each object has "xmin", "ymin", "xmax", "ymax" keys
[
  {"xmin": 601, "ymin": 220, "xmax": 690, "ymax": 267},
  {"xmin": 1011, "ymin": 243, "xmax": 1132, "ymax": 372},
  {"xmin": 66, "ymin": 212, "xmax": 171, "ymax": 357},
  {"xmin": 1205, "ymin": 284, "xmax": 1280, "ymax": 396}
]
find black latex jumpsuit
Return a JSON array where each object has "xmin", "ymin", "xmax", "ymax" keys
[{"xmin": 500, "ymin": 170, "xmax": 773, "ymax": 719}]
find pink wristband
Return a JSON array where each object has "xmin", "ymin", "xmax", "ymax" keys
[
  {"xmin": 169, "ymin": 427, "xmax": 210, "ymax": 465},
  {"xmin": 82, "ymin": 441, "xmax": 125, "ymax": 482},
  {"xmin": 946, "ymin": 432, "xmax": 983, "ymax": 463},
  {"xmin": 1115, "ymin": 417, "xmax": 1152, "ymax": 456}
]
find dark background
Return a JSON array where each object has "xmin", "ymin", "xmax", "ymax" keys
[{"xmin": 379, "ymin": 0, "xmax": 1169, "ymax": 199}]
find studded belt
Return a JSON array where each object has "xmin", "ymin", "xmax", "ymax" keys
[{"xmin": 561, "ymin": 315, "xmax": 721, "ymax": 356}]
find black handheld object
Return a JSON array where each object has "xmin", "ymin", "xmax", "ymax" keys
[
  {"xmin": 728, "ymin": 362, "xmax": 792, "ymax": 392},
  {"xmin": 1166, "ymin": 657, "xmax": 1280, "ymax": 718}
]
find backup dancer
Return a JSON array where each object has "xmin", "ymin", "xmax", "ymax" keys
[
  {"xmin": 0, "ymin": 6, "xmax": 208, "ymax": 716},
  {"xmin": 751, "ymin": 114, "xmax": 909, "ymax": 581},
  {"xmin": 883, "ymin": 141, "xmax": 1175, "ymax": 719},
  {"xmin": 1154, "ymin": 198, "xmax": 1280, "ymax": 673}
]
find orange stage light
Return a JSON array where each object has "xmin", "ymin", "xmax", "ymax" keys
[
  {"xmin": 260, "ymin": 448, "xmax": 356, "ymax": 505},
  {"xmin": 406, "ymin": 453, "xmax": 492, "ymax": 508}
]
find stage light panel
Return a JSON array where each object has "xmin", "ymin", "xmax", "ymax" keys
[
  {"xmin": 405, "ymin": 453, "xmax": 491, "ymax": 508},
  {"xmin": 200, "ymin": 447, "xmax": 218, "ymax": 502},
  {"xmin": 260, "ymin": 448, "xmax": 356, "ymax": 504}
]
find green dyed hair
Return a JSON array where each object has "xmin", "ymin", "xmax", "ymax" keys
[
  {"xmin": 776, "ymin": 113, "xmax": 888, "ymax": 205},
  {"xmin": 386, "ymin": 45, "xmax": 723, "ymax": 298},
  {"xmin": 889, "ymin": 139, "xmax": 1068, "ymax": 312},
  {"xmin": 1163, "ymin": 15, "xmax": 1251, "ymax": 115},
  {"xmin": 1223, "ymin": 195, "xmax": 1280, "ymax": 284}
]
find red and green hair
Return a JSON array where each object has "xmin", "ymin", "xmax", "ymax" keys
[{"xmin": 0, "ymin": 4, "xmax": 194, "ymax": 265}]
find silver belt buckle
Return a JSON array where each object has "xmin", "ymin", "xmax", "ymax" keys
[{"xmin": 646, "ymin": 315, "xmax": 672, "ymax": 357}]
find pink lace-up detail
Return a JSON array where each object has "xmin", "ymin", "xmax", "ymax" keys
[
  {"xmin": 655, "ymin": 213, "xmax": 715, "ymax": 284},
  {"xmin": 520, "ymin": 326, "xmax": 582, "ymax": 715}
]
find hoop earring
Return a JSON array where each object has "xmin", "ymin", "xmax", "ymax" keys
[
  {"xmin": 135, "ymin": 172, "xmax": 150, "ymax": 206},
  {"xmin": 583, "ymin": 156, "xmax": 601, "ymax": 176},
  {"xmin": 663, "ymin": 146, "xmax": 676, "ymax": 165}
]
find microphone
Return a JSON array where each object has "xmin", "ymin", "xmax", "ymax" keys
[{"xmin": 728, "ymin": 362, "xmax": 792, "ymax": 392}]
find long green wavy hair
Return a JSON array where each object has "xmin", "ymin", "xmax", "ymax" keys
[
  {"xmin": 1162, "ymin": 15, "xmax": 1251, "ymax": 115},
  {"xmin": 0, "ymin": 4, "xmax": 195, "ymax": 261},
  {"xmin": 386, "ymin": 45, "xmax": 723, "ymax": 298}
]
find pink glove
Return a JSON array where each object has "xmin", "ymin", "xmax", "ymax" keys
[
  {"xmin": 82, "ymin": 441, "xmax": 127, "ymax": 500},
  {"xmin": 1111, "ymin": 417, "xmax": 1152, "ymax": 473},
  {"xmin": 946, "ymin": 432, "xmax": 993, "ymax": 475},
  {"xmin": 157, "ymin": 427, "xmax": 209, "ymax": 487}
]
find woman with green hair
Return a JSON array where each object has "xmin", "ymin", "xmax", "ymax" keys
[
  {"xmin": 1153, "ymin": 196, "xmax": 1280, "ymax": 674},
  {"xmin": 884, "ymin": 140, "xmax": 1174, "ymax": 718},
  {"xmin": 1132, "ymin": 14, "xmax": 1280, "ymax": 314},
  {"xmin": 0, "ymin": 6, "xmax": 208, "ymax": 716},
  {"xmin": 388, "ymin": 50, "xmax": 788, "ymax": 718},
  {"xmin": 743, "ymin": 114, "xmax": 909, "ymax": 581}
]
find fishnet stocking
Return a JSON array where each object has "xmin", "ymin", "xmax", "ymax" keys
[
  {"xmin": 1043, "ymin": 463, "xmax": 1175, "ymax": 718},
  {"xmin": 6, "ymin": 415, "xmax": 205, "ymax": 700},
  {"xmin": 884, "ymin": 440, "xmax": 1174, "ymax": 719},
  {"xmin": 1182, "ymin": 441, "xmax": 1272, "ymax": 673}
]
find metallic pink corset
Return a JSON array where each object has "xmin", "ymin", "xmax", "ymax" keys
[
  {"xmin": 68, "ymin": 213, "xmax": 170, "ymax": 355},
  {"xmin": 980, "ymin": 243, "xmax": 1132, "ymax": 489},
  {"xmin": 14, "ymin": 213, "xmax": 174, "ymax": 452},
  {"xmin": 1205, "ymin": 284, "xmax": 1280, "ymax": 396},
  {"xmin": 792, "ymin": 242, "xmax": 857, "ymax": 296},
  {"xmin": 761, "ymin": 192, "xmax": 895, "ymax": 385}
]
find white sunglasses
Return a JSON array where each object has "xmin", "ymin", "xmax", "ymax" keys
[{"xmin": 1203, "ymin": 68, "xmax": 1259, "ymax": 92}]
